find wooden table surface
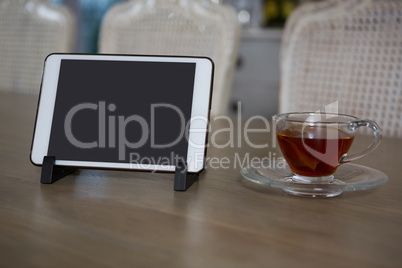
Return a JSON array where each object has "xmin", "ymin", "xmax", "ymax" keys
[{"xmin": 0, "ymin": 92, "xmax": 401, "ymax": 268}]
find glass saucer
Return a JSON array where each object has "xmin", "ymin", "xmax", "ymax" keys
[{"xmin": 240, "ymin": 160, "xmax": 388, "ymax": 197}]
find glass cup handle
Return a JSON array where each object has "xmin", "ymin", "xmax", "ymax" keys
[{"xmin": 339, "ymin": 120, "xmax": 382, "ymax": 164}]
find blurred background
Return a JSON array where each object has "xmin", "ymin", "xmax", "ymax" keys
[{"xmin": 49, "ymin": 0, "xmax": 307, "ymax": 118}]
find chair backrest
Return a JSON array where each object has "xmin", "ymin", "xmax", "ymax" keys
[
  {"xmin": 0, "ymin": 0, "xmax": 75, "ymax": 94},
  {"xmin": 280, "ymin": 0, "xmax": 402, "ymax": 137},
  {"xmin": 281, "ymin": 0, "xmax": 345, "ymax": 65},
  {"xmin": 99, "ymin": 0, "xmax": 240, "ymax": 116}
]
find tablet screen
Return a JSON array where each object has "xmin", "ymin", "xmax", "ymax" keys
[{"xmin": 47, "ymin": 59, "xmax": 196, "ymax": 165}]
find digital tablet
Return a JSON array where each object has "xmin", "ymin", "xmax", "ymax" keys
[{"xmin": 31, "ymin": 54, "xmax": 214, "ymax": 173}]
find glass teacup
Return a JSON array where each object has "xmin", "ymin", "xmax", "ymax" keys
[{"xmin": 273, "ymin": 112, "xmax": 382, "ymax": 197}]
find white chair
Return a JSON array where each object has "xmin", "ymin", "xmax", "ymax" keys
[
  {"xmin": 0, "ymin": 0, "xmax": 75, "ymax": 94},
  {"xmin": 280, "ymin": 0, "xmax": 402, "ymax": 137},
  {"xmin": 281, "ymin": 0, "xmax": 346, "ymax": 65},
  {"xmin": 99, "ymin": 0, "xmax": 241, "ymax": 116}
]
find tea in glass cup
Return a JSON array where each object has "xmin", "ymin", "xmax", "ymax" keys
[{"xmin": 273, "ymin": 112, "xmax": 382, "ymax": 197}]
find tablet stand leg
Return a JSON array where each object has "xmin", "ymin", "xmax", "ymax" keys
[
  {"xmin": 40, "ymin": 156, "xmax": 77, "ymax": 184},
  {"xmin": 174, "ymin": 160, "xmax": 199, "ymax": 191}
]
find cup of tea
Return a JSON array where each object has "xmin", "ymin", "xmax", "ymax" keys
[{"xmin": 273, "ymin": 112, "xmax": 382, "ymax": 197}]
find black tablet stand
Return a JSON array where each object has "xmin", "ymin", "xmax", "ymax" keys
[
  {"xmin": 40, "ymin": 156, "xmax": 77, "ymax": 184},
  {"xmin": 40, "ymin": 156, "xmax": 199, "ymax": 191},
  {"xmin": 174, "ymin": 159, "xmax": 200, "ymax": 191}
]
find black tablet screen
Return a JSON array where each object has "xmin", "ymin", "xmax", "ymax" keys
[{"xmin": 47, "ymin": 59, "xmax": 196, "ymax": 165}]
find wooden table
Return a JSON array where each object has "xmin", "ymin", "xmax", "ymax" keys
[{"xmin": 1, "ymin": 92, "xmax": 401, "ymax": 267}]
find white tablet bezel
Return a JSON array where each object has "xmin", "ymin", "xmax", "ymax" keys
[{"xmin": 31, "ymin": 53, "xmax": 213, "ymax": 173}]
